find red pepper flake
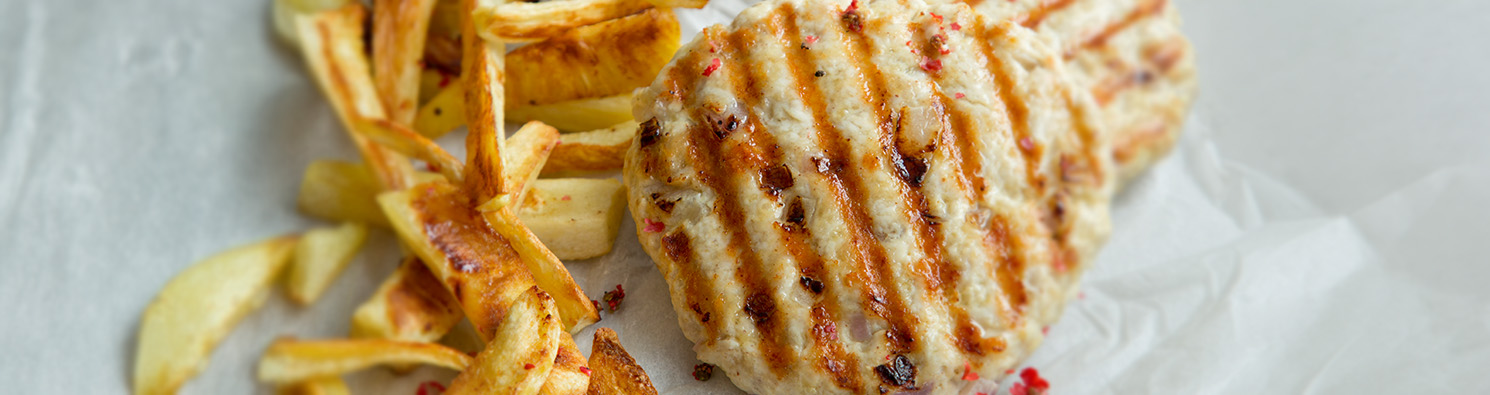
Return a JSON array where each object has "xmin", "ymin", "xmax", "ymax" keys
[
  {"xmin": 919, "ymin": 57, "xmax": 943, "ymax": 72},
  {"xmin": 580, "ymin": 366, "xmax": 592, "ymax": 375},
  {"xmin": 1020, "ymin": 367, "xmax": 1051, "ymax": 393},
  {"xmin": 1009, "ymin": 382, "xmax": 1029, "ymax": 395},
  {"xmin": 844, "ymin": 0, "xmax": 859, "ymax": 13},
  {"xmin": 693, "ymin": 363, "xmax": 715, "ymax": 381},
  {"xmin": 961, "ymin": 362, "xmax": 980, "ymax": 381},
  {"xmin": 524, "ymin": 363, "xmax": 535, "ymax": 370},
  {"xmin": 643, "ymin": 218, "xmax": 665, "ymax": 233},
  {"xmin": 702, "ymin": 58, "xmax": 722, "ymax": 76},
  {"xmin": 561, "ymin": 195, "xmax": 572, "ymax": 201},
  {"xmin": 708, "ymin": 42, "xmax": 718, "ymax": 53},
  {"xmin": 602, "ymin": 284, "xmax": 626, "ymax": 312},
  {"xmin": 415, "ymin": 380, "xmax": 447, "ymax": 395},
  {"xmin": 1018, "ymin": 137, "xmax": 1036, "ymax": 152},
  {"xmin": 931, "ymin": 13, "xmax": 943, "ymax": 23},
  {"xmin": 805, "ymin": 35, "xmax": 819, "ymax": 44},
  {"xmin": 591, "ymin": 299, "xmax": 602, "ymax": 313},
  {"xmin": 438, "ymin": 73, "xmax": 452, "ymax": 88},
  {"xmin": 426, "ymin": 162, "xmax": 441, "ymax": 173},
  {"xmin": 955, "ymin": 92, "xmax": 966, "ymax": 99},
  {"xmin": 1041, "ymin": 326, "xmax": 1050, "ymax": 335},
  {"xmin": 1005, "ymin": 369, "xmax": 1015, "ymax": 375},
  {"xmin": 951, "ymin": 22, "xmax": 962, "ymax": 31}
]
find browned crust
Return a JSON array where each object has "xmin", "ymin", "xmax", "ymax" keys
[{"xmin": 585, "ymin": 328, "xmax": 658, "ymax": 395}]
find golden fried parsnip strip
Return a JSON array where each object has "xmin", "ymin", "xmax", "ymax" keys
[
  {"xmin": 297, "ymin": 160, "xmax": 443, "ymax": 227},
  {"xmin": 350, "ymin": 257, "xmax": 463, "ymax": 342},
  {"xmin": 541, "ymin": 121, "xmax": 636, "ymax": 176},
  {"xmin": 286, "ymin": 222, "xmax": 370, "ymax": 305},
  {"xmin": 540, "ymin": 332, "xmax": 591, "ymax": 395},
  {"xmin": 295, "ymin": 5, "xmax": 416, "ymax": 190},
  {"xmin": 586, "ymin": 328, "xmax": 658, "ymax": 395},
  {"xmin": 257, "ymin": 338, "xmax": 473, "ymax": 384},
  {"xmin": 461, "ymin": 0, "xmax": 507, "ymax": 204},
  {"xmin": 471, "ymin": 0, "xmax": 654, "ymax": 42},
  {"xmin": 508, "ymin": 94, "xmax": 634, "ymax": 132},
  {"xmin": 414, "ymin": 77, "xmax": 466, "ymax": 138},
  {"xmin": 505, "ymin": 8, "xmax": 678, "ymax": 107},
  {"xmin": 373, "ymin": 0, "xmax": 439, "ymax": 125},
  {"xmin": 380, "ymin": 182, "xmax": 541, "ymax": 338},
  {"xmin": 643, "ymin": 0, "xmax": 707, "ymax": 8},
  {"xmin": 134, "ymin": 235, "xmax": 299, "ymax": 395},
  {"xmin": 447, "ymin": 287, "xmax": 563, "ymax": 395},
  {"xmin": 503, "ymin": 121, "xmax": 560, "ymax": 209},
  {"xmin": 356, "ymin": 117, "xmax": 465, "ymax": 183},
  {"xmin": 483, "ymin": 206, "xmax": 599, "ymax": 333}
]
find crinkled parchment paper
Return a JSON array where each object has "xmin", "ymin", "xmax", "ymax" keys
[{"xmin": 1, "ymin": 0, "xmax": 1488, "ymax": 393}]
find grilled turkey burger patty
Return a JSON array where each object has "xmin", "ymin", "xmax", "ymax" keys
[{"xmin": 623, "ymin": 0, "xmax": 1114, "ymax": 393}]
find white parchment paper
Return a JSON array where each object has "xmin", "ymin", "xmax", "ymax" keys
[{"xmin": 2, "ymin": 0, "xmax": 1488, "ymax": 393}]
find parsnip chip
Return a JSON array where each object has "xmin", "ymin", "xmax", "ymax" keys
[
  {"xmin": 517, "ymin": 178, "xmax": 626, "ymax": 260},
  {"xmin": 133, "ymin": 235, "xmax": 299, "ymax": 395},
  {"xmin": 257, "ymin": 338, "xmax": 473, "ymax": 384},
  {"xmin": 505, "ymin": 8, "xmax": 679, "ymax": 106},
  {"xmin": 461, "ymin": 0, "xmax": 507, "ymax": 204},
  {"xmin": 542, "ymin": 121, "xmax": 636, "ymax": 176},
  {"xmin": 540, "ymin": 333, "xmax": 591, "ymax": 395},
  {"xmin": 586, "ymin": 328, "xmax": 658, "ymax": 395},
  {"xmin": 471, "ymin": 0, "xmax": 655, "ymax": 42},
  {"xmin": 287, "ymin": 222, "xmax": 370, "ymax": 305},
  {"xmin": 447, "ymin": 286, "xmax": 563, "ymax": 395},
  {"xmin": 372, "ymin": 0, "xmax": 439, "ymax": 125},
  {"xmin": 508, "ymin": 94, "xmax": 634, "ymax": 132},
  {"xmin": 483, "ymin": 206, "xmax": 601, "ymax": 332},
  {"xmin": 297, "ymin": 160, "xmax": 441, "ymax": 227},
  {"xmin": 503, "ymin": 121, "xmax": 561, "ymax": 209},
  {"xmin": 351, "ymin": 257, "xmax": 463, "ymax": 342},
  {"xmin": 277, "ymin": 376, "xmax": 351, "ymax": 395},
  {"xmin": 379, "ymin": 182, "xmax": 540, "ymax": 339},
  {"xmin": 295, "ymin": 4, "xmax": 417, "ymax": 190}
]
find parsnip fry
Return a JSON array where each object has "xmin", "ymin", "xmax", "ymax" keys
[
  {"xmin": 643, "ymin": 0, "xmax": 707, "ymax": 8},
  {"xmin": 414, "ymin": 78, "xmax": 466, "ymax": 138},
  {"xmin": 351, "ymin": 257, "xmax": 463, "ymax": 342},
  {"xmin": 447, "ymin": 287, "xmax": 563, "ymax": 395},
  {"xmin": 295, "ymin": 5, "xmax": 416, "ymax": 190},
  {"xmin": 540, "ymin": 331, "xmax": 591, "ymax": 395},
  {"xmin": 542, "ymin": 121, "xmax": 636, "ymax": 176},
  {"xmin": 277, "ymin": 376, "xmax": 351, "ymax": 395},
  {"xmin": 379, "ymin": 182, "xmax": 540, "ymax": 338},
  {"xmin": 273, "ymin": 0, "xmax": 354, "ymax": 48},
  {"xmin": 508, "ymin": 94, "xmax": 634, "ymax": 132},
  {"xmin": 257, "ymin": 338, "xmax": 473, "ymax": 384},
  {"xmin": 297, "ymin": 160, "xmax": 442, "ymax": 227},
  {"xmin": 357, "ymin": 117, "xmax": 465, "ymax": 183},
  {"xmin": 287, "ymin": 222, "xmax": 370, "ymax": 305},
  {"xmin": 505, "ymin": 8, "xmax": 679, "ymax": 106},
  {"xmin": 462, "ymin": 0, "xmax": 507, "ymax": 204},
  {"xmin": 586, "ymin": 328, "xmax": 658, "ymax": 395},
  {"xmin": 517, "ymin": 178, "xmax": 626, "ymax": 260},
  {"xmin": 472, "ymin": 0, "xmax": 654, "ymax": 42},
  {"xmin": 134, "ymin": 236, "xmax": 299, "ymax": 395},
  {"xmin": 484, "ymin": 207, "xmax": 600, "ymax": 332},
  {"xmin": 503, "ymin": 121, "xmax": 561, "ymax": 209},
  {"xmin": 373, "ymin": 0, "xmax": 439, "ymax": 125}
]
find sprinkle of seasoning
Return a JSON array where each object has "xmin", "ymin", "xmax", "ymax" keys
[
  {"xmin": 841, "ymin": 0, "xmax": 863, "ymax": 33},
  {"xmin": 955, "ymin": 92, "xmax": 966, "ymax": 99},
  {"xmin": 693, "ymin": 363, "xmax": 715, "ymax": 381},
  {"xmin": 643, "ymin": 218, "xmax": 665, "ymax": 232},
  {"xmin": 702, "ymin": 58, "xmax": 722, "ymax": 76},
  {"xmin": 919, "ymin": 57, "xmax": 943, "ymax": 72},
  {"xmin": 814, "ymin": 70, "xmax": 826, "ymax": 77},
  {"xmin": 805, "ymin": 35, "xmax": 819, "ymax": 44},
  {"xmin": 523, "ymin": 363, "xmax": 535, "ymax": 370},
  {"xmin": 602, "ymin": 284, "xmax": 626, "ymax": 312},
  {"xmin": 951, "ymin": 22, "xmax": 962, "ymax": 31},
  {"xmin": 415, "ymin": 381, "xmax": 447, "ymax": 395},
  {"xmin": 579, "ymin": 367, "xmax": 592, "ymax": 375},
  {"xmin": 961, "ymin": 362, "xmax": 979, "ymax": 381}
]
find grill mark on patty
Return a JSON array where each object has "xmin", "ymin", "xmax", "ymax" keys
[
  {"xmin": 967, "ymin": 17, "xmax": 1033, "ymax": 312},
  {"xmin": 1019, "ymin": 0, "xmax": 1078, "ymax": 28},
  {"xmin": 770, "ymin": 5, "xmax": 864, "ymax": 389},
  {"xmin": 1081, "ymin": 0, "xmax": 1168, "ymax": 50},
  {"xmin": 658, "ymin": 43, "xmax": 727, "ymax": 341},
  {"xmin": 909, "ymin": 18, "xmax": 1008, "ymax": 355},
  {"xmin": 834, "ymin": 3, "xmax": 924, "ymax": 355},
  {"xmin": 687, "ymin": 26, "xmax": 796, "ymax": 377}
]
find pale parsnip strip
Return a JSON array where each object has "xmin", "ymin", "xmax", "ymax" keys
[
  {"xmin": 257, "ymin": 338, "xmax": 473, "ymax": 384},
  {"xmin": 295, "ymin": 5, "xmax": 416, "ymax": 190},
  {"xmin": 373, "ymin": 0, "xmax": 440, "ymax": 125},
  {"xmin": 542, "ymin": 121, "xmax": 636, "ymax": 176},
  {"xmin": 286, "ymin": 222, "xmax": 370, "ymax": 305},
  {"xmin": 297, "ymin": 160, "xmax": 442, "ymax": 227},
  {"xmin": 502, "ymin": 121, "xmax": 560, "ymax": 209},
  {"xmin": 508, "ymin": 94, "xmax": 634, "ymax": 133},
  {"xmin": 357, "ymin": 117, "xmax": 465, "ymax": 183},
  {"xmin": 134, "ymin": 236, "xmax": 300, "ymax": 395},
  {"xmin": 471, "ymin": 0, "xmax": 654, "ymax": 42}
]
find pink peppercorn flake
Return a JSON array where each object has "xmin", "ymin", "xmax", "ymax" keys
[
  {"xmin": 1009, "ymin": 382, "xmax": 1029, "ymax": 395},
  {"xmin": 643, "ymin": 218, "xmax": 665, "ymax": 232},
  {"xmin": 561, "ymin": 195, "xmax": 571, "ymax": 201},
  {"xmin": 602, "ymin": 284, "xmax": 626, "ymax": 312},
  {"xmin": 931, "ymin": 13, "xmax": 943, "ymax": 23},
  {"xmin": 1019, "ymin": 137, "xmax": 1036, "ymax": 151},
  {"xmin": 951, "ymin": 22, "xmax": 962, "ymax": 31},
  {"xmin": 702, "ymin": 58, "xmax": 722, "ymax": 76},
  {"xmin": 416, "ymin": 381, "xmax": 447, "ymax": 395},
  {"xmin": 1041, "ymin": 326, "xmax": 1050, "ymax": 335},
  {"xmin": 805, "ymin": 35, "xmax": 819, "ymax": 44},
  {"xmin": 1021, "ymin": 367, "xmax": 1051, "ymax": 392},
  {"xmin": 961, "ymin": 362, "xmax": 979, "ymax": 381},
  {"xmin": 580, "ymin": 367, "xmax": 592, "ymax": 375},
  {"xmin": 919, "ymin": 58, "xmax": 943, "ymax": 72},
  {"xmin": 955, "ymin": 92, "xmax": 966, "ymax": 99}
]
